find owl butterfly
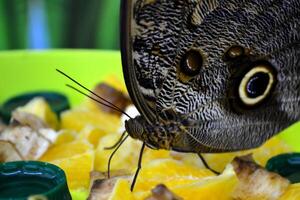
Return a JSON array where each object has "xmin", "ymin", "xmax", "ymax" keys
[{"xmin": 120, "ymin": 0, "xmax": 300, "ymax": 188}]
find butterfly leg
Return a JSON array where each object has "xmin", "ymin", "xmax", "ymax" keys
[
  {"xmin": 107, "ymin": 134, "xmax": 129, "ymax": 178},
  {"xmin": 198, "ymin": 153, "xmax": 220, "ymax": 175},
  {"xmin": 104, "ymin": 130, "xmax": 126, "ymax": 150},
  {"xmin": 131, "ymin": 142, "xmax": 146, "ymax": 191}
]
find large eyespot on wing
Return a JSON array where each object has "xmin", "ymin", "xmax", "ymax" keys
[
  {"xmin": 228, "ymin": 61, "xmax": 277, "ymax": 112},
  {"xmin": 120, "ymin": 0, "xmax": 157, "ymax": 123},
  {"xmin": 238, "ymin": 63, "xmax": 277, "ymax": 107}
]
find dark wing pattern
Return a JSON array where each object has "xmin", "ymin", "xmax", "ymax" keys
[{"xmin": 121, "ymin": 0, "xmax": 300, "ymax": 152}]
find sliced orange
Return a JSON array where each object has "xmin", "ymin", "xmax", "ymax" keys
[
  {"xmin": 202, "ymin": 136, "xmax": 292, "ymax": 172},
  {"xmin": 50, "ymin": 150, "xmax": 95, "ymax": 189},
  {"xmin": 170, "ymin": 165, "xmax": 237, "ymax": 200},
  {"xmin": 109, "ymin": 179, "xmax": 135, "ymax": 200},
  {"xmin": 54, "ymin": 129, "xmax": 77, "ymax": 145},
  {"xmin": 135, "ymin": 159, "xmax": 215, "ymax": 193},
  {"xmin": 94, "ymin": 134, "xmax": 142, "ymax": 172},
  {"xmin": 252, "ymin": 136, "xmax": 292, "ymax": 166},
  {"xmin": 78, "ymin": 125, "xmax": 107, "ymax": 148},
  {"xmin": 40, "ymin": 140, "xmax": 93, "ymax": 161},
  {"xmin": 134, "ymin": 164, "xmax": 236, "ymax": 200},
  {"xmin": 279, "ymin": 183, "xmax": 300, "ymax": 200},
  {"xmin": 142, "ymin": 149, "xmax": 171, "ymax": 164},
  {"xmin": 139, "ymin": 159, "xmax": 214, "ymax": 180},
  {"xmin": 170, "ymin": 151, "xmax": 207, "ymax": 168},
  {"xmin": 60, "ymin": 107, "xmax": 120, "ymax": 133}
]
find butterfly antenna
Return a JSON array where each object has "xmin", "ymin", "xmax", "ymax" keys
[
  {"xmin": 56, "ymin": 69, "xmax": 132, "ymax": 119},
  {"xmin": 107, "ymin": 133, "xmax": 129, "ymax": 178},
  {"xmin": 65, "ymin": 84, "xmax": 131, "ymax": 118},
  {"xmin": 104, "ymin": 131, "xmax": 127, "ymax": 150},
  {"xmin": 130, "ymin": 142, "xmax": 146, "ymax": 191}
]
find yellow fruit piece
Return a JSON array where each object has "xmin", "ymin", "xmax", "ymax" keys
[
  {"xmin": 135, "ymin": 159, "xmax": 215, "ymax": 192},
  {"xmin": 279, "ymin": 183, "xmax": 300, "ymax": 200},
  {"xmin": 170, "ymin": 151, "xmax": 206, "ymax": 168},
  {"xmin": 17, "ymin": 97, "xmax": 58, "ymax": 129},
  {"xmin": 202, "ymin": 136, "xmax": 292, "ymax": 172},
  {"xmin": 142, "ymin": 149, "xmax": 171, "ymax": 164},
  {"xmin": 170, "ymin": 165, "xmax": 238, "ymax": 200},
  {"xmin": 78, "ymin": 125, "xmax": 107, "ymax": 148},
  {"xmin": 95, "ymin": 135, "xmax": 188, "ymax": 174},
  {"xmin": 252, "ymin": 136, "xmax": 292, "ymax": 166},
  {"xmin": 134, "ymin": 164, "xmax": 236, "ymax": 200},
  {"xmin": 60, "ymin": 107, "xmax": 120, "ymax": 133},
  {"xmin": 40, "ymin": 140, "xmax": 93, "ymax": 161},
  {"xmin": 50, "ymin": 151, "xmax": 95, "ymax": 189},
  {"xmin": 141, "ymin": 159, "xmax": 214, "ymax": 179},
  {"xmin": 109, "ymin": 179, "xmax": 135, "ymax": 200},
  {"xmin": 95, "ymin": 134, "xmax": 142, "ymax": 172},
  {"xmin": 54, "ymin": 129, "xmax": 77, "ymax": 145}
]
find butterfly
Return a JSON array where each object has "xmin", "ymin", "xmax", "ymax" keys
[
  {"xmin": 58, "ymin": 0, "xmax": 300, "ymax": 191},
  {"xmin": 119, "ymin": 0, "xmax": 300, "ymax": 188}
]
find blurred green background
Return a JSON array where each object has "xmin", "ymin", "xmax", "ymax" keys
[
  {"xmin": 0, "ymin": 0, "xmax": 120, "ymax": 50},
  {"xmin": 0, "ymin": 0, "xmax": 123, "ymax": 105}
]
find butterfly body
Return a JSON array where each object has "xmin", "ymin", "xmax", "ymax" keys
[
  {"xmin": 121, "ymin": 0, "xmax": 300, "ymax": 153},
  {"xmin": 125, "ymin": 115, "xmax": 180, "ymax": 150}
]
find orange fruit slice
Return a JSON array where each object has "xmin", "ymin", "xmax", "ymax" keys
[
  {"xmin": 253, "ymin": 136, "xmax": 292, "ymax": 166},
  {"xmin": 40, "ymin": 140, "xmax": 93, "ymax": 161},
  {"xmin": 94, "ymin": 134, "xmax": 142, "ymax": 172},
  {"xmin": 54, "ymin": 129, "xmax": 77, "ymax": 145},
  {"xmin": 202, "ymin": 136, "xmax": 292, "ymax": 172},
  {"xmin": 279, "ymin": 183, "xmax": 300, "ymax": 200},
  {"xmin": 134, "ymin": 164, "xmax": 236, "ymax": 200},
  {"xmin": 78, "ymin": 125, "xmax": 107, "ymax": 148},
  {"xmin": 170, "ymin": 165, "xmax": 237, "ymax": 200},
  {"xmin": 134, "ymin": 159, "xmax": 215, "ymax": 194},
  {"xmin": 50, "ymin": 151, "xmax": 95, "ymax": 189},
  {"xmin": 60, "ymin": 107, "xmax": 120, "ymax": 133},
  {"xmin": 109, "ymin": 179, "xmax": 135, "ymax": 200},
  {"xmin": 142, "ymin": 149, "xmax": 171, "ymax": 164}
]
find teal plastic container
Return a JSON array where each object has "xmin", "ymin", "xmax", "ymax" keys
[{"xmin": 0, "ymin": 161, "xmax": 71, "ymax": 200}]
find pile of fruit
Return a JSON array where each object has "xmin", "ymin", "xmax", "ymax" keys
[{"xmin": 1, "ymin": 78, "xmax": 300, "ymax": 200}]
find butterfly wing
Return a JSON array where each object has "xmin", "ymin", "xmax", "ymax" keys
[
  {"xmin": 121, "ymin": 0, "xmax": 157, "ymax": 123},
  {"xmin": 121, "ymin": 0, "xmax": 300, "ymax": 152}
]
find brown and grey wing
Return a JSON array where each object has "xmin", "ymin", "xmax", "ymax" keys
[
  {"xmin": 121, "ymin": 0, "xmax": 300, "ymax": 152},
  {"xmin": 181, "ymin": 0, "xmax": 300, "ymax": 152},
  {"xmin": 121, "ymin": 0, "xmax": 199, "ymax": 123},
  {"xmin": 121, "ymin": 0, "xmax": 157, "ymax": 123}
]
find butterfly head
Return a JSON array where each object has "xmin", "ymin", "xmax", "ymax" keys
[{"xmin": 124, "ymin": 116, "xmax": 145, "ymax": 140}]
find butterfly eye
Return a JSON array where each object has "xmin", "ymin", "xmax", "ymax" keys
[
  {"xmin": 238, "ymin": 65, "xmax": 276, "ymax": 106},
  {"xmin": 180, "ymin": 49, "xmax": 203, "ymax": 77}
]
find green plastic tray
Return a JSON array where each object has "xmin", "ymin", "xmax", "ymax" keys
[{"xmin": 0, "ymin": 49, "xmax": 299, "ymax": 150}]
